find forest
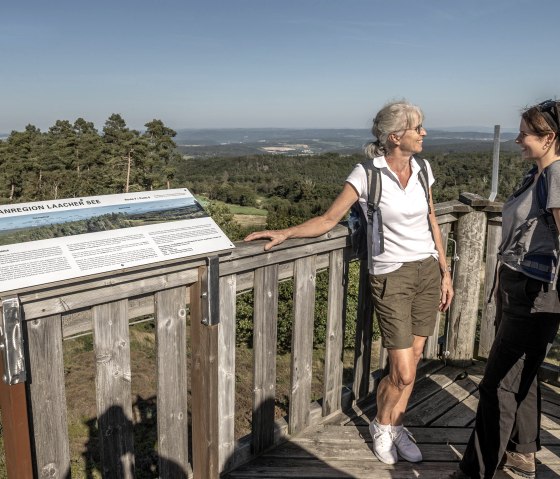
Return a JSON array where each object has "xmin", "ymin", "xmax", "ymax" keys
[
  {"xmin": 0, "ymin": 114, "xmax": 527, "ymax": 239},
  {"xmin": 0, "ymin": 114, "xmax": 181, "ymax": 202}
]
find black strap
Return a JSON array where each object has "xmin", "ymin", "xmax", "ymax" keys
[
  {"xmin": 415, "ymin": 158, "xmax": 431, "ymax": 214},
  {"xmin": 362, "ymin": 161, "xmax": 380, "ymax": 271},
  {"xmin": 361, "ymin": 157, "xmax": 431, "ymax": 267}
]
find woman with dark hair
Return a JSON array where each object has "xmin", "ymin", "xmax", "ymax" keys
[
  {"xmin": 245, "ymin": 100, "xmax": 453, "ymax": 465},
  {"xmin": 453, "ymin": 99, "xmax": 560, "ymax": 479}
]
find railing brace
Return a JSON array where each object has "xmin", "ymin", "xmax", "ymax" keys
[
  {"xmin": 201, "ymin": 255, "xmax": 220, "ymax": 326},
  {"xmin": 0, "ymin": 295, "xmax": 26, "ymax": 385}
]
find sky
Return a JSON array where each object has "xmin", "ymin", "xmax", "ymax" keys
[{"xmin": 2, "ymin": 0, "xmax": 559, "ymax": 134}]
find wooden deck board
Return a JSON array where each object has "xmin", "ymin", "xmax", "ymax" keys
[{"xmin": 225, "ymin": 362, "xmax": 560, "ymax": 479}]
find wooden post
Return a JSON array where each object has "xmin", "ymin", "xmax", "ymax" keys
[
  {"xmin": 26, "ymin": 314, "xmax": 71, "ymax": 478},
  {"xmin": 478, "ymin": 214, "xmax": 502, "ymax": 358},
  {"xmin": 0, "ymin": 355, "xmax": 33, "ymax": 479},
  {"xmin": 352, "ymin": 259, "xmax": 373, "ymax": 401},
  {"xmin": 251, "ymin": 264, "xmax": 278, "ymax": 454},
  {"xmin": 218, "ymin": 274, "xmax": 237, "ymax": 472},
  {"xmin": 289, "ymin": 256, "xmax": 316, "ymax": 434},
  {"xmin": 190, "ymin": 268, "xmax": 220, "ymax": 479},
  {"xmin": 446, "ymin": 201, "xmax": 487, "ymax": 366},
  {"xmin": 322, "ymin": 249, "xmax": 346, "ymax": 416},
  {"xmin": 155, "ymin": 286, "xmax": 190, "ymax": 477},
  {"xmin": 92, "ymin": 300, "xmax": 135, "ymax": 479}
]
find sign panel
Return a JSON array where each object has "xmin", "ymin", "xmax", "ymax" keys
[{"xmin": 0, "ymin": 188, "xmax": 235, "ymax": 292}]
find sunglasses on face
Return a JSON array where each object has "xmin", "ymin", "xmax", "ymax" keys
[
  {"xmin": 536, "ymin": 99, "xmax": 560, "ymax": 132},
  {"xmin": 404, "ymin": 124, "xmax": 424, "ymax": 134}
]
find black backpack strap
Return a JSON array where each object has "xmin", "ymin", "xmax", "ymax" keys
[
  {"xmin": 536, "ymin": 166, "xmax": 560, "ymax": 289},
  {"xmin": 361, "ymin": 160, "xmax": 382, "ymax": 270},
  {"xmin": 414, "ymin": 157, "xmax": 435, "ymax": 246},
  {"xmin": 415, "ymin": 157, "xmax": 431, "ymax": 214}
]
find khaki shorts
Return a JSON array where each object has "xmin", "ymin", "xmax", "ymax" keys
[{"xmin": 370, "ymin": 256, "xmax": 440, "ymax": 350}]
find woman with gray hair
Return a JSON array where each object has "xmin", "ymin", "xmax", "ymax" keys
[{"xmin": 245, "ymin": 100, "xmax": 453, "ymax": 465}]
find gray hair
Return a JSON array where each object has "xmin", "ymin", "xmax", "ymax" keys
[{"xmin": 364, "ymin": 100, "xmax": 424, "ymax": 158}]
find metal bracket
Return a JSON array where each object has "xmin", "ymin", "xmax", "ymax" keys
[
  {"xmin": 0, "ymin": 296, "xmax": 26, "ymax": 384},
  {"xmin": 200, "ymin": 255, "xmax": 220, "ymax": 326}
]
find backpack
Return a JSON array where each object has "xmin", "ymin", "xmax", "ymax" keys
[
  {"xmin": 349, "ymin": 158, "xmax": 431, "ymax": 270},
  {"xmin": 510, "ymin": 163, "xmax": 560, "ymax": 284}
]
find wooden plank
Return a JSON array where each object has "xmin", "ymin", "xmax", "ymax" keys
[
  {"xmin": 23, "ymin": 268, "xmax": 199, "ymax": 320},
  {"xmin": 155, "ymin": 287, "xmax": 190, "ymax": 477},
  {"xmin": 459, "ymin": 192, "xmax": 493, "ymax": 207},
  {"xmin": 405, "ymin": 366, "xmax": 466, "ymax": 410},
  {"xmin": 436, "ymin": 213, "xmax": 459, "ymax": 225},
  {"xmin": 252, "ymin": 264, "xmax": 279, "ymax": 454},
  {"xmin": 446, "ymin": 209, "xmax": 487, "ymax": 364},
  {"xmin": 190, "ymin": 271, "xmax": 220, "ymax": 479},
  {"xmin": 226, "ymin": 461, "xmax": 560, "ymax": 479},
  {"xmin": 431, "ymin": 390, "xmax": 479, "ymax": 426},
  {"xmin": 541, "ymin": 381, "xmax": 560, "ymax": 405},
  {"xmin": 62, "ymin": 294, "xmax": 159, "ymax": 338},
  {"xmin": 235, "ymin": 253, "xmax": 330, "ymax": 296},
  {"xmin": 289, "ymin": 256, "xmax": 317, "ymax": 434},
  {"xmin": 405, "ymin": 375, "xmax": 479, "ymax": 426},
  {"xmin": 352, "ymin": 260, "xmax": 373, "ymax": 402},
  {"xmin": 322, "ymin": 249, "xmax": 345, "ymax": 417},
  {"xmin": 259, "ymin": 441, "xmax": 466, "ymax": 461},
  {"xmin": 26, "ymin": 315, "xmax": 71, "ymax": 478},
  {"xmin": 296, "ymin": 425, "xmax": 473, "ymax": 445},
  {"xmin": 297, "ymin": 423, "xmax": 560, "ymax": 447},
  {"xmin": 226, "ymin": 224, "xmax": 349, "ymax": 262},
  {"xmin": 434, "ymin": 199, "xmax": 472, "ymax": 216},
  {"xmin": 539, "ymin": 426, "xmax": 560, "ymax": 441},
  {"xmin": 222, "ymin": 237, "xmax": 348, "ymax": 279},
  {"xmin": 478, "ymin": 215, "xmax": 501, "ymax": 358},
  {"xmin": 0, "ymin": 344, "xmax": 33, "ymax": 479},
  {"xmin": 219, "ymin": 274, "xmax": 237, "ymax": 472},
  {"xmin": 542, "ymin": 413, "xmax": 560, "ymax": 430},
  {"xmin": 226, "ymin": 459, "xmax": 471, "ymax": 479},
  {"xmin": 15, "ymin": 255, "xmax": 207, "ymax": 302},
  {"xmin": 542, "ymin": 399, "xmax": 560, "ymax": 420},
  {"xmin": 92, "ymin": 300, "xmax": 135, "ymax": 478},
  {"xmin": 540, "ymin": 362, "xmax": 560, "ymax": 385}
]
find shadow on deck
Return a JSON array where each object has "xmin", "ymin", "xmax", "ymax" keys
[{"xmin": 226, "ymin": 361, "xmax": 560, "ymax": 479}]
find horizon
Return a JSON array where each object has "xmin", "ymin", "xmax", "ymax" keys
[
  {"xmin": 2, "ymin": 0, "xmax": 558, "ymax": 133},
  {"xmin": 0, "ymin": 125, "xmax": 520, "ymax": 137}
]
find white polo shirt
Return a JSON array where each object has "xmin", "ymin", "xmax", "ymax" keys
[{"xmin": 346, "ymin": 156, "xmax": 438, "ymax": 275}]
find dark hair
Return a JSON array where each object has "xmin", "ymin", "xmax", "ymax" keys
[{"xmin": 522, "ymin": 100, "xmax": 560, "ymax": 137}]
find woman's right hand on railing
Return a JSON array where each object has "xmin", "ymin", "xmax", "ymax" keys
[{"xmin": 244, "ymin": 229, "xmax": 290, "ymax": 251}]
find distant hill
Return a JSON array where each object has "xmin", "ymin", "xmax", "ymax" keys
[{"xmin": 174, "ymin": 128, "xmax": 519, "ymax": 158}]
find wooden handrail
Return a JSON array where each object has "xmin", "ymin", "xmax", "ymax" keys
[{"xmin": 2, "ymin": 194, "xmax": 556, "ymax": 479}]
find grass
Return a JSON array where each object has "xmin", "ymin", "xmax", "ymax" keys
[{"xmin": 195, "ymin": 195, "xmax": 267, "ymax": 216}]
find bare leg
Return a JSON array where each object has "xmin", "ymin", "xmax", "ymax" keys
[{"xmin": 376, "ymin": 335, "xmax": 427, "ymax": 425}]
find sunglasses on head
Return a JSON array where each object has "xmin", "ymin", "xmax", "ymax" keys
[{"xmin": 536, "ymin": 99, "xmax": 560, "ymax": 132}]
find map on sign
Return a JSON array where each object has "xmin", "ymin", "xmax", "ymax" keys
[{"xmin": 0, "ymin": 188, "xmax": 234, "ymax": 292}]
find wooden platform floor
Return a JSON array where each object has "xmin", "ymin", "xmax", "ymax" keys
[{"xmin": 226, "ymin": 361, "xmax": 560, "ymax": 478}]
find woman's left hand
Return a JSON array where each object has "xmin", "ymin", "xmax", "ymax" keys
[{"xmin": 439, "ymin": 273, "xmax": 454, "ymax": 312}]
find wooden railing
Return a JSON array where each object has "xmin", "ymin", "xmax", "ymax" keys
[{"xmin": 0, "ymin": 193, "xmax": 557, "ymax": 478}]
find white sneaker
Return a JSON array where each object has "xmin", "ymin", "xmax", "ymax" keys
[
  {"xmin": 369, "ymin": 420, "xmax": 398, "ymax": 464},
  {"xmin": 393, "ymin": 426, "xmax": 422, "ymax": 462}
]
